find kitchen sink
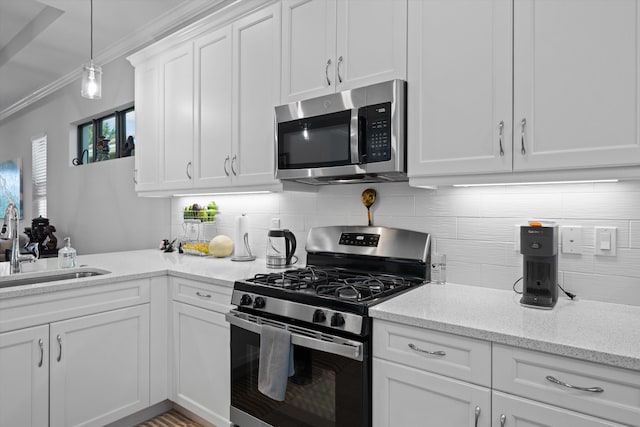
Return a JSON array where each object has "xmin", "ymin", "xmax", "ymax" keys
[{"xmin": 0, "ymin": 267, "xmax": 111, "ymax": 289}]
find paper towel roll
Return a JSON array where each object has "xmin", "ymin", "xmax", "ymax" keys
[{"xmin": 234, "ymin": 214, "xmax": 249, "ymax": 257}]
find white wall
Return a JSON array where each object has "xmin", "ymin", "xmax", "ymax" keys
[
  {"xmin": 172, "ymin": 180, "xmax": 640, "ymax": 306},
  {"xmin": 0, "ymin": 57, "xmax": 170, "ymax": 255}
]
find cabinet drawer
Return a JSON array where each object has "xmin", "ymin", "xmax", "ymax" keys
[
  {"xmin": 171, "ymin": 277, "xmax": 232, "ymax": 313},
  {"xmin": 373, "ymin": 319, "xmax": 491, "ymax": 387},
  {"xmin": 493, "ymin": 344, "xmax": 640, "ymax": 426},
  {"xmin": 0, "ymin": 279, "xmax": 150, "ymax": 333}
]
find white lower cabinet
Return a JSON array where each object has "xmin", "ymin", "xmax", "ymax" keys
[
  {"xmin": 49, "ymin": 305, "xmax": 150, "ymax": 427},
  {"xmin": 373, "ymin": 319, "xmax": 638, "ymax": 427},
  {"xmin": 0, "ymin": 280, "xmax": 151, "ymax": 427},
  {"xmin": 492, "ymin": 344, "xmax": 640, "ymax": 427},
  {"xmin": 373, "ymin": 319, "xmax": 491, "ymax": 426},
  {"xmin": 492, "ymin": 392, "xmax": 626, "ymax": 427},
  {"xmin": 0, "ymin": 325, "xmax": 49, "ymax": 427},
  {"xmin": 171, "ymin": 277, "xmax": 231, "ymax": 427},
  {"xmin": 373, "ymin": 358, "xmax": 491, "ymax": 427}
]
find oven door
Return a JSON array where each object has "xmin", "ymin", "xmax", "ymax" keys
[{"xmin": 226, "ymin": 310, "xmax": 370, "ymax": 427}]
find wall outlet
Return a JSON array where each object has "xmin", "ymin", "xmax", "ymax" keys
[
  {"xmin": 595, "ymin": 226, "xmax": 617, "ymax": 256},
  {"xmin": 514, "ymin": 224, "xmax": 521, "ymax": 252},
  {"xmin": 561, "ymin": 226, "xmax": 583, "ymax": 254}
]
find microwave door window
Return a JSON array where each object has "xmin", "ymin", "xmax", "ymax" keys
[{"xmin": 278, "ymin": 110, "xmax": 352, "ymax": 169}]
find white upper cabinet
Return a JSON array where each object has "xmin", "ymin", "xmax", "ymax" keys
[
  {"xmin": 133, "ymin": 61, "xmax": 161, "ymax": 192},
  {"xmin": 282, "ymin": 0, "xmax": 336, "ymax": 101},
  {"xmin": 232, "ymin": 3, "xmax": 282, "ymax": 187},
  {"xmin": 193, "ymin": 26, "xmax": 233, "ymax": 189},
  {"xmin": 407, "ymin": 0, "xmax": 513, "ymax": 177},
  {"xmin": 513, "ymin": 0, "xmax": 640, "ymax": 171},
  {"xmin": 128, "ymin": 2, "xmax": 282, "ymax": 195},
  {"xmin": 162, "ymin": 44, "xmax": 195, "ymax": 190},
  {"xmin": 281, "ymin": 0, "xmax": 407, "ymax": 103},
  {"xmin": 409, "ymin": 0, "xmax": 640, "ymax": 185}
]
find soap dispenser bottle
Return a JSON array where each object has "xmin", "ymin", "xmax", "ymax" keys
[{"xmin": 58, "ymin": 237, "xmax": 77, "ymax": 268}]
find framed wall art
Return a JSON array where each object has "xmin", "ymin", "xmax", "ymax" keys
[{"xmin": 0, "ymin": 158, "xmax": 23, "ymax": 219}]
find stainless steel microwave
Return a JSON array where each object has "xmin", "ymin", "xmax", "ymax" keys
[{"xmin": 275, "ymin": 80, "xmax": 407, "ymax": 185}]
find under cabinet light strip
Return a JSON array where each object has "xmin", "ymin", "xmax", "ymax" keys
[{"xmin": 452, "ymin": 179, "xmax": 619, "ymax": 188}]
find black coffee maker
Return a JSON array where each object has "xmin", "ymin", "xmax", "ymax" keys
[{"xmin": 520, "ymin": 223, "xmax": 558, "ymax": 309}]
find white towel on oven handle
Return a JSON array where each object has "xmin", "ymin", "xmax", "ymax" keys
[{"xmin": 258, "ymin": 324, "xmax": 295, "ymax": 401}]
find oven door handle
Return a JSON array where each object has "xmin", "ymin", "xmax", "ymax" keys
[{"xmin": 226, "ymin": 311, "xmax": 364, "ymax": 362}]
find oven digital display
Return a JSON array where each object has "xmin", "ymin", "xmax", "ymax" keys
[{"xmin": 339, "ymin": 233, "xmax": 380, "ymax": 247}]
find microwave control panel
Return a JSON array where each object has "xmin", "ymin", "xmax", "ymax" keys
[{"xmin": 361, "ymin": 102, "xmax": 392, "ymax": 162}]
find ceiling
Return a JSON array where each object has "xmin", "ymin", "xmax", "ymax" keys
[{"xmin": 0, "ymin": 0, "xmax": 230, "ymax": 122}]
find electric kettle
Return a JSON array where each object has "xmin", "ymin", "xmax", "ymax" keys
[{"xmin": 266, "ymin": 218, "xmax": 297, "ymax": 268}]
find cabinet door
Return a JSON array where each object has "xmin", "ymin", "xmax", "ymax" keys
[
  {"xmin": 282, "ymin": 0, "xmax": 337, "ymax": 102},
  {"xmin": 0, "ymin": 325, "xmax": 49, "ymax": 427},
  {"xmin": 373, "ymin": 358, "xmax": 491, "ymax": 427},
  {"xmin": 49, "ymin": 305, "xmax": 150, "ymax": 427},
  {"xmin": 162, "ymin": 44, "xmax": 195, "ymax": 189},
  {"xmin": 336, "ymin": 0, "xmax": 407, "ymax": 91},
  {"xmin": 514, "ymin": 0, "xmax": 640, "ymax": 171},
  {"xmin": 492, "ymin": 391, "xmax": 627, "ymax": 427},
  {"xmin": 194, "ymin": 26, "xmax": 233, "ymax": 188},
  {"xmin": 172, "ymin": 302, "xmax": 230, "ymax": 426},
  {"xmin": 232, "ymin": 4, "xmax": 282, "ymax": 187},
  {"xmin": 407, "ymin": 0, "xmax": 513, "ymax": 178},
  {"xmin": 134, "ymin": 61, "xmax": 161, "ymax": 192}
]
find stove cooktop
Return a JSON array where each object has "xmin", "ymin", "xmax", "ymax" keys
[{"xmin": 247, "ymin": 266, "xmax": 423, "ymax": 304}]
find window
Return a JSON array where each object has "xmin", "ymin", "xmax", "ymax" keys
[
  {"xmin": 75, "ymin": 106, "xmax": 135, "ymax": 165},
  {"xmin": 32, "ymin": 135, "xmax": 47, "ymax": 217}
]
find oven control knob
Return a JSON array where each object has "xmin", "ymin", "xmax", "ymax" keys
[
  {"xmin": 239, "ymin": 294, "xmax": 253, "ymax": 306},
  {"xmin": 312, "ymin": 309, "xmax": 326, "ymax": 323},
  {"xmin": 253, "ymin": 296, "xmax": 266, "ymax": 309},
  {"xmin": 330, "ymin": 313, "xmax": 345, "ymax": 327}
]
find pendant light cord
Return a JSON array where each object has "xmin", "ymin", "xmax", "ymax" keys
[{"xmin": 89, "ymin": 0, "xmax": 94, "ymax": 61}]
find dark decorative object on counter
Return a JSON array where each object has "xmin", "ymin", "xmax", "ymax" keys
[
  {"xmin": 24, "ymin": 216, "xmax": 58, "ymax": 258},
  {"xmin": 160, "ymin": 239, "xmax": 176, "ymax": 252}
]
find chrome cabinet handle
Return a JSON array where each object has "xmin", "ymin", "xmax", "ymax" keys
[
  {"xmin": 231, "ymin": 154, "xmax": 238, "ymax": 176},
  {"xmin": 186, "ymin": 161, "xmax": 192, "ymax": 179},
  {"xmin": 520, "ymin": 118, "xmax": 526, "ymax": 155},
  {"xmin": 133, "ymin": 169, "xmax": 138, "ymax": 185},
  {"xmin": 474, "ymin": 406, "xmax": 481, "ymax": 427},
  {"xmin": 325, "ymin": 59, "xmax": 332, "ymax": 86},
  {"xmin": 500, "ymin": 414, "xmax": 506, "ymax": 427},
  {"xmin": 408, "ymin": 343, "xmax": 446, "ymax": 356},
  {"xmin": 545, "ymin": 375, "xmax": 604, "ymax": 393},
  {"xmin": 196, "ymin": 291, "xmax": 211, "ymax": 299},
  {"xmin": 498, "ymin": 121, "xmax": 505, "ymax": 157},
  {"xmin": 38, "ymin": 339, "xmax": 44, "ymax": 367},
  {"xmin": 337, "ymin": 56, "xmax": 343, "ymax": 83},
  {"xmin": 223, "ymin": 155, "xmax": 230, "ymax": 176},
  {"xmin": 57, "ymin": 335, "xmax": 62, "ymax": 362}
]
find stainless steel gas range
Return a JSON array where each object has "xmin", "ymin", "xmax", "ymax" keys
[{"xmin": 226, "ymin": 226, "xmax": 431, "ymax": 427}]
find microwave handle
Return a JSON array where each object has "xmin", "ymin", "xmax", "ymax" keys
[{"xmin": 356, "ymin": 109, "xmax": 367, "ymax": 164}]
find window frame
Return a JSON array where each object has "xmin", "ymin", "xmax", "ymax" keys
[{"xmin": 76, "ymin": 105, "xmax": 134, "ymax": 164}]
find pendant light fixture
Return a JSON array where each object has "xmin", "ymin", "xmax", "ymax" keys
[{"xmin": 81, "ymin": 0, "xmax": 102, "ymax": 99}]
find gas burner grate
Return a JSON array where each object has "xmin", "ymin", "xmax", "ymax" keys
[{"xmin": 249, "ymin": 267, "xmax": 421, "ymax": 303}]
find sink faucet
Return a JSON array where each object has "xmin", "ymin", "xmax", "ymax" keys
[{"xmin": 1, "ymin": 203, "xmax": 38, "ymax": 274}]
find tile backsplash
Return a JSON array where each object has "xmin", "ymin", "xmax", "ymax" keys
[{"xmin": 171, "ymin": 180, "xmax": 640, "ymax": 306}]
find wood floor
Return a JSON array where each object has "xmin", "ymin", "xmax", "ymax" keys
[{"xmin": 136, "ymin": 409, "xmax": 204, "ymax": 427}]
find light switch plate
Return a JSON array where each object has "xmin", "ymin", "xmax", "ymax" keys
[
  {"xmin": 595, "ymin": 226, "xmax": 617, "ymax": 256},
  {"xmin": 561, "ymin": 226, "xmax": 582, "ymax": 254}
]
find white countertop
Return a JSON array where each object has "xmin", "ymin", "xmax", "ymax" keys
[
  {"xmin": 2, "ymin": 250, "xmax": 639, "ymax": 371},
  {"xmin": 370, "ymin": 283, "xmax": 640, "ymax": 371},
  {"xmin": 0, "ymin": 249, "xmax": 270, "ymax": 299}
]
